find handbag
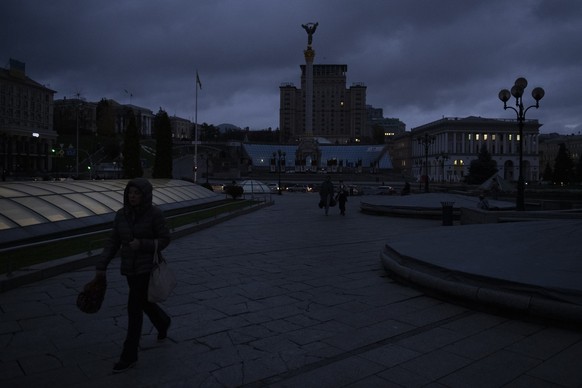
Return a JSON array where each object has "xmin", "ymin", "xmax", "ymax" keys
[
  {"xmin": 77, "ymin": 276, "xmax": 107, "ymax": 314},
  {"xmin": 148, "ymin": 239, "xmax": 177, "ymax": 303}
]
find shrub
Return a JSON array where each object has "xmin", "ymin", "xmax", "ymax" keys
[
  {"xmin": 224, "ymin": 184, "xmax": 244, "ymax": 200},
  {"xmin": 200, "ymin": 182, "xmax": 213, "ymax": 191}
]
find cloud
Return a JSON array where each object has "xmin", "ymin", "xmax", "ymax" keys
[{"xmin": 2, "ymin": 0, "xmax": 580, "ymax": 134}]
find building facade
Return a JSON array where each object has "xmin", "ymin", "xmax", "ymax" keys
[
  {"xmin": 114, "ymin": 103, "xmax": 153, "ymax": 137},
  {"xmin": 391, "ymin": 116, "xmax": 542, "ymax": 184},
  {"xmin": 169, "ymin": 115, "xmax": 193, "ymax": 142},
  {"xmin": 539, "ymin": 134, "xmax": 582, "ymax": 177},
  {"xmin": 279, "ymin": 64, "xmax": 367, "ymax": 144},
  {"xmin": 366, "ymin": 105, "xmax": 406, "ymax": 143},
  {"xmin": 54, "ymin": 98, "xmax": 155, "ymax": 138},
  {"xmin": 53, "ymin": 98, "xmax": 98, "ymax": 138},
  {"xmin": 0, "ymin": 59, "xmax": 57, "ymax": 178}
]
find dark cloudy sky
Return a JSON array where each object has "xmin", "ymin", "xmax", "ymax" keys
[{"xmin": 2, "ymin": 0, "xmax": 581, "ymax": 135}]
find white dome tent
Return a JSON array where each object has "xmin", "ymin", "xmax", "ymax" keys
[{"xmin": 238, "ymin": 179, "xmax": 272, "ymax": 198}]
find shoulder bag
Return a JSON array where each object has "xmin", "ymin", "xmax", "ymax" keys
[{"xmin": 148, "ymin": 239, "xmax": 177, "ymax": 303}]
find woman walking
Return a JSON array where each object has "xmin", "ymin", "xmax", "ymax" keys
[
  {"xmin": 319, "ymin": 176, "xmax": 335, "ymax": 215},
  {"xmin": 95, "ymin": 178, "xmax": 172, "ymax": 373}
]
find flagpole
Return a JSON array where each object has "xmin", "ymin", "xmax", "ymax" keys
[{"xmin": 194, "ymin": 70, "xmax": 199, "ymax": 183}]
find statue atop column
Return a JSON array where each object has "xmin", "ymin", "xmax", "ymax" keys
[{"xmin": 302, "ymin": 22, "xmax": 318, "ymax": 47}]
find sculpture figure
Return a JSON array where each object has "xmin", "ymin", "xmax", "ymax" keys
[{"xmin": 302, "ymin": 22, "xmax": 318, "ymax": 46}]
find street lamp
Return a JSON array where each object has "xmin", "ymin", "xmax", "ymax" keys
[
  {"xmin": 435, "ymin": 152, "xmax": 449, "ymax": 182},
  {"xmin": 273, "ymin": 149, "xmax": 286, "ymax": 195},
  {"xmin": 498, "ymin": 77, "xmax": 545, "ymax": 211},
  {"xmin": 76, "ymin": 104, "xmax": 80, "ymax": 178},
  {"xmin": 417, "ymin": 133, "xmax": 435, "ymax": 193}
]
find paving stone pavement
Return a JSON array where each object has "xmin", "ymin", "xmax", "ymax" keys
[{"xmin": 1, "ymin": 193, "xmax": 582, "ymax": 387}]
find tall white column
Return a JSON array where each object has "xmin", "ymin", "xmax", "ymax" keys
[{"xmin": 304, "ymin": 47, "xmax": 315, "ymax": 137}]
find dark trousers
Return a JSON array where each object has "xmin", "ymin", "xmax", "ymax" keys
[{"xmin": 122, "ymin": 273, "xmax": 169, "ymax": 361}]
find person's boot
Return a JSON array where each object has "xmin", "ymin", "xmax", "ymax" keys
[
  {"xmin": 114, "ymin": 346, "xmax": 137, "ymax": 373},
  {"xmin": 157, "ymin": 316, "xmax": 172, "ymax": 341},
  {"xmin": 113, "ymin": 358, "xmax": 137, "ymax": 373}
]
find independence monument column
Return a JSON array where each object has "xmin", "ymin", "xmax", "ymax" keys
[{"xmin": 302, "ymin": 22, "xmax": 318, "ymax": 138}]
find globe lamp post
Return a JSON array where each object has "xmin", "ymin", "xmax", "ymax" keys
[{"xmin": 498, "ymin": 77, "xmax": 544, "ymax": 211}]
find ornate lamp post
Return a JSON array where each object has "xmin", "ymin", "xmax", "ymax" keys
[
  {"xmin": 76, "ymin": 103, "xmax": 81, "ymax": 178},
  {"xmin": 417, "ymin": 133, "xmax": 435, "ymax": 193},
  {"xmin": 498, "ymin": 77, "xmax": 545, "ymax": 211},
  {"xmin": 273, "ymin": 149, "xmax": 286, "ymax": 195}
]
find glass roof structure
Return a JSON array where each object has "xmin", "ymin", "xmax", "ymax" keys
[
  {"xmin": 239, "ymin": 179, "xmax": 273, "ymax": 194},
  {"xmin": 242, "ymin": 144, "xmax": 392, "ymax": 169},
  {"xmin": 0, "ymin": 179, "xmax": 221, "ymax": 246}
]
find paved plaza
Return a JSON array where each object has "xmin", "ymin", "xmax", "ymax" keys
[{"xmin": 2, "ymin": 193, "xmax": 582, "ymax": 387}]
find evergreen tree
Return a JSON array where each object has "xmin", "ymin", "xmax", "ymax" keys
[
  {"xmin": 96, "ymin": 99, "xmax": 119, "ymax": 159},
  {"xmin": 552, "ymin": 143, "xmax": 574, "ymax": 184},
  {"xmin": 122, "ymin": 110, "xmax": 143, "ymax": 179},
  {"xmin": 542, "ymin": 162, "xmax": 553, "ymax": 182},
  {"xmin": 96, "ymin": 99, "xmax": 115, "ymax": 137},
  {"xmin": 152, "ymin": 109, "xmax": 173, "ymax": 179},
  {"xmin": 467, "ymin": 144, "xmax": 497, "ymax": 184}
]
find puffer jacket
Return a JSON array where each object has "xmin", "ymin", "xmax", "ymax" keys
[{"xmin": 96, "ymin": 178, "xmax": 170, "ymax": 276}]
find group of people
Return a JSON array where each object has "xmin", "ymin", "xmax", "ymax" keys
[
  {"xmin": 87, "ymin": 175, "xmax": 354, "ymax": 373},
  {"xmin": 319, "ymin": 176, "xmax": 349, "ymax": 216},
  {"xmin": 89, "ymin": 176, "xmax": 426, "ymax": 373}
]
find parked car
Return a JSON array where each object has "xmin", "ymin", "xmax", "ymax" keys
[
  {"xmin": 286, "ymin": 184, "xmax": 307, "ymax": 192},
  {"xmin": 376, "ymin": 185, "xmax": 397, "ymax": 195}
]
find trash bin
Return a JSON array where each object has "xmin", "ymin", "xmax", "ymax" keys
[{"xmin": 441, "ymin": 201, "xmax": 455, "ymax": 226}]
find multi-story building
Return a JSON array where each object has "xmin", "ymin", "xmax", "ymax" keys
[
  {"xmin": 0, "ymin": 59, "xmax": 56, "ymax": 178},
  {"xmin": 169, "ymin": 115, "xmax": 193, "ymax": 142},
  {"xmin": 391, "ymin": 116, "xmax": 542, "ymax": 183},
  {"xmin": 53, "ymin": 97, "xmax": 98, "ymax": 137},
  {"xmin": 54, "ymin": 98, "xmax": 155, "ymax": 139},
  {"xmin": 386, "ymin": 132, "xmax": 412, "ymax": 178},
  {"xmin": 366, "ymin": 105, "xmax": 406, "ymax": 143},
  {"xmin": 113, "ymin": 102, "xmax": 153, "ymax": 137},
  {"xmin": 279, "ymin": 64, "xmax": 367, "ymax": 144},
  {"xmin": 539, "ymin": 134, "xmax": 582, "ymax": 176}
]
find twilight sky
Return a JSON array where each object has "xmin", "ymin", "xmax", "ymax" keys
[{"xmin": 2, "ymin": 0, "xmax": 581, "ymax": 135}]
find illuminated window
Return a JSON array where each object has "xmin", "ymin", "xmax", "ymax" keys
[
  {"xmin": 476, "ymin": 134, "xmax": 480, "ymax": 141},
  {"xmin": 509, "ymin": 134, "xmax": 513, "ymax": 141},
  {"xmin": 492, "ymin": 134, "xmax": 496, "ymax": 140},
  {"xmin": 483, "ymin": 134, "xmax": 488, "ymax": 140}
]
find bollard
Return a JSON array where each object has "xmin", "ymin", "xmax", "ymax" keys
[{"xmin": 441, "ymin": 201, "xmax": 455, "ymax": 226}]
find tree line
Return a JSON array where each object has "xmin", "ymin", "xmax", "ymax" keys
[{"xmin": 468, "ymin": 143, "xmax": 582, "ymax": 185}]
